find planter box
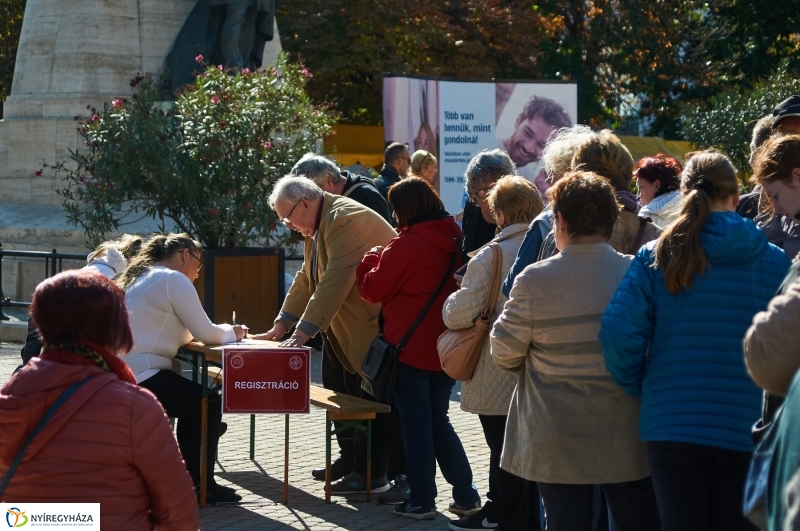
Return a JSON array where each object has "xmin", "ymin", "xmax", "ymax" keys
[{"xmin": 196, "ymin": 248, "xmax": 285, "ymax": 335}]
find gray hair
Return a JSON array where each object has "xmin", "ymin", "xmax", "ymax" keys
[
  {"xmin": 542, "ymin": 125, "xmax": 596, "ymax": 182},
  {"xmin": 268, "ymin": 175, "xmax": 324, "ymax": 210},
  {"xmin": 464, "ymin": 149, "xmax": 516, "ymax": 193},
  {"xmin": 290, "ymin": 153, "xmax": 342, "ymax": 185}
]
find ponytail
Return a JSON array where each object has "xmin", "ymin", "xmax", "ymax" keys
[
  {"xmin": 116, "ymin": 233, "xmax": 200, "ymax": 289},
  {"xmin": 653, "ymin": 152, "xmax": 738, "ymax": 294}
]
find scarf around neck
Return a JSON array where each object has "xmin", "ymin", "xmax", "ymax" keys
[{"xmin": 39, "ymin": 341, "xmax": 136, "ymax": 385}]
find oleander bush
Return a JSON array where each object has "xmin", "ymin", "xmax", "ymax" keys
[{"xmin": 47, "ymin": 52, "xmax": 336, "ymax": 248}]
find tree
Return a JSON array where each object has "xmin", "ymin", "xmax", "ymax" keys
[
  {"xmin": 0, "ymin": 0, "xmax": 25, "ymax": 118},
  {"xmin": 277, "ymin": 0, "xmax": 557, "ymax": 125},
  {"xmin": 277, "ymin": 1, "xmax": 800, "ymax": 140},
  {"xmin": 47, "ymin": 54, "xmax": 336, "ymax": 248},
  {"xmin": 682, "ymin": 61, "xmax": 800, "ymax": 184}
]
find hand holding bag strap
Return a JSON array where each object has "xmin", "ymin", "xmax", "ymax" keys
[
  {"xmin": 0, "ymin": 376, "xmax": 94, "ymax": 498},
  {"xmin": 396, "ymin": 251, "xmax": 458, "ymax": 353},
  {"xmin": 478, "ymin": 243, "xmax": 503, "ymax": 320}
]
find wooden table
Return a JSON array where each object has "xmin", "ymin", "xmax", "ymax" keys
[
  {"xmin": 179, "ymin": 339, "xmax": 284, "ymax": 507},
  {"xmin": 179, "ymin": 340, "xmax": 391, "ymax": 506}
]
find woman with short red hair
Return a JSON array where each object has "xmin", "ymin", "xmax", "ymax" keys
[{"xmin": 0, "ymin": 270, "xmax": 198, "ymax": 530}]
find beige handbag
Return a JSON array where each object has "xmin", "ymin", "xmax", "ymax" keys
[{"xmin": 437, "ymin": 243, "xmax": 503, "ymax": 381}]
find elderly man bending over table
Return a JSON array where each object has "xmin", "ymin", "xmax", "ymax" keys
[{"xmin": 252, "ymin": 175, "xmax": 397, "ymax": 495}]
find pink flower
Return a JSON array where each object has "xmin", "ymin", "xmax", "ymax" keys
[
  {"xmin": 111, "ymin": 98, "xmax": 121, "ymax": 108},
  {"xmin": 78, "ymin": 175, "xmax": 85, "ymax": 183},
  {"xmin": 34, "ymin": 170, "xmax": 42, "ymax": 177},
  {"xmin": 246, "ymin": 203, "xmax": 253, "ymax": 210},
  {"xmin": 209, "ymin": 208, "xmax": 219, "ymax": 215},
  {"xmin": 243, "ymin": 68, "xmax": 250, "ymax": 75},
  {"xmin": 300, "ymin": 68, "xmax": 313, "ymax": 78},
  {"xmin": 263, "ymin": 141, "xmax": 271, "ymax": 149},
  {"xmin": 217, "ymin": 65, "xmax": 223, "ymax": 71},
  {"xmin": 91, "ymin": 115, "xmax": 99, "ymax": 122},
  {"xmin": 195, "ymin": 54, "xmax": 204, "ymax": 63},
  {"xmin": 211, "ymin": 95, "xmax": 220, "ymax": 104}
]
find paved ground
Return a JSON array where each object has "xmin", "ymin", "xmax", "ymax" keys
[{"xmin": 0, "ymin": 342, "xmax": 491, "ymax": 530}]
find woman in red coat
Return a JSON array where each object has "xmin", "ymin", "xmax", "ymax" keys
[
  {"xmin": 357, "ymin": 177, "xmax": 481, "ymax": 521},
  {"xmin": 0, "ymin": 270, "xmax": 198, "ymax": 530}
]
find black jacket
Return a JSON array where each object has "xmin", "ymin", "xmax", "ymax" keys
[
  {"xmin": 460, "ymin": 199, "xmax": 497, "ymax": 262},
  {"xmin": 340, "ymin": 171, "xmax": 392, "ymax": 225},
  {"xmin": 375, "ymin": 165, "xmax": 401, "ymax": 202}
]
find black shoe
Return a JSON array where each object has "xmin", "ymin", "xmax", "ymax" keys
[
  {"xmin": 311, "ymin": 457, "xmax": 351, "ymax": 481},
  {"xmin": 329, "ymin": 472, "xmax": 390, "ymax": 494},
  {"xmin": 449, "ymin": 506, "xmax": 498, "ymax": 530},
  {"xmin": 197, "ymin": 483, "xmax": 242, "ymax": 504}
]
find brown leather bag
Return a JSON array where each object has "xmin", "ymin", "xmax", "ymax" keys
[{"xmin": 437, "ymin": 243, "xmax": 503, "ymax": 381}]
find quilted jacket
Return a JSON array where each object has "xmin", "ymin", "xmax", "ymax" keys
[
  {"xmin": 443, "ymin": 223, "xmax": 528, "ymax": 415},
  {"xmin": 600, "ymin": 212, "xmax": 791, "ymax": 452},
  {"xmin": 0, "ymin": 357, "xmax": 198, "ymax": 530}
]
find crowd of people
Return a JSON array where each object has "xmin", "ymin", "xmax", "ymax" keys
[{"xmin": 2, "ymin": 95, "xmax": 800, "ymax": 531}]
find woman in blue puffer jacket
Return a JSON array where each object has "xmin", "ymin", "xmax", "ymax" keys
[{"xmin": 599, "ymin": 151, "xmax": 791, "ymax": 531}]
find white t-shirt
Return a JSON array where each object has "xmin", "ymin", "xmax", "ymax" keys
[{"xmin": 122, "ymin": 266, "xmax": 235, "ymax": 382}]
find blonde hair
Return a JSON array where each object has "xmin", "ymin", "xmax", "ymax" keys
[
  {"xmin": 87, "ymin": 234, "xmax": 143, "ymax": 263},
  {"xmin": 654, "ymin": 151, "xmax": 739, "ymax": 294},
  {"xmin": 542, "ymin": 125, "xmax": 594, "ymax": 183},
  {"xmin": 117, "ymin": 233, "xmax": 201, "ymax": 289},
  {"xmin": 410, "ymin": 150, "xmax": 437, "ymax": 175},
  {"xmin": 572, "ymin": 130, "xmax": 634, "ymax": 191},
  {"xmin": 487, "ymin": 175, "xmax": 544, "ymax": 227}
]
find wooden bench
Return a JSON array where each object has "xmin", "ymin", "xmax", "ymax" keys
[
  {"xmin": 178, "ymin": 341, "xmax": 390, "ymax": 506},
  {"xmin": 309, "ymin": 385, "xmax": 391, "ymax": 503},
  {"xmin": 226, "ymin": 382, "xmax": 391, "ymax": 504}
]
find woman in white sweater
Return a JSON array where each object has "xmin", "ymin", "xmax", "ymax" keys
[
  {"xmin": 443, "ymin": 176, "xmax": 544, "ymax": 531},
  {"xmin": 118, "ymin": 233, "xmax": 246, "ymax": 503}
]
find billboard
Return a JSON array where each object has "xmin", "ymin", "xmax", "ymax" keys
[{"xmin": 383, "ymin": 76, "xmax": 578, "ymax": 216}]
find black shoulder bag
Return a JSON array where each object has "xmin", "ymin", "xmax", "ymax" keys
[
  {"xmin": 361, "ymin": 252, "xmax": 458, "ymax": 402},
  {"xmin": 0, "ymin": 376, "xmax": 93, "ymax": 498}
]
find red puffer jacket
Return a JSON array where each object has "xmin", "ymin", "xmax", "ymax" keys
[
  {"xmin": 0, "ymin": 357, "xmax": 198, "ymax": 531},
  {"xmin": 357, "ymin": 213, "xmax": 463, "ymax": 371}
]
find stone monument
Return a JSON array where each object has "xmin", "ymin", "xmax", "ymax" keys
[
  {"xmin": 0, "ymin": 0, "xmax": 282, "ymax": 252},
  {"xmin": 0, "ymin": 0, "xmax": 282, "ymax": 321}
]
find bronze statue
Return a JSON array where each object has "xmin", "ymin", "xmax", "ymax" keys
[{"xmin": 164, "ymin": 0, "xmax": 279, "ymax": 96}]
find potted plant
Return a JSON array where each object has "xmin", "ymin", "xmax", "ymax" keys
[{"xmin": 45, "ymin": 53, "xmax": 337, "ymax": 331}]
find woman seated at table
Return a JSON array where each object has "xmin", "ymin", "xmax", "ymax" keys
[{"xmin": 117, "ymin": 232, "xmax": 246, "ymax": 503}]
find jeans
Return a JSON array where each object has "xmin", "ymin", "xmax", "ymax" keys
[
  {"xmin": 537, "ymin": 478, "xmax": 661, "ymax": 531},
  {"xmin": 394, "ymin": 362, "xmax": 480, "ymax": 509},
  {"xmin": 647, "ymin": 441, "xmax": 757, "ymax": 531},
  {"xmin": 139, "ymin": 369, "xmax": 222, "ymax": 487},
  {"xmin": 479, "ymin": 414, "xmax": 541, "ymax": 530}
]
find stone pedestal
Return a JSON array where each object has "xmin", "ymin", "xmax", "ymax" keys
[
  {"xmin": 0, "ymin": 0, "xmax": 282, "ymax": 250},
  {"xmin": 0, "ymin": 0, "xmax": 197, "ymax": 207}
]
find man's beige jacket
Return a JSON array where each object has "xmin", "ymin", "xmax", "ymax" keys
[{"xmin": 281, "ymin": 193, "xmax": 397, "ymax": 375}]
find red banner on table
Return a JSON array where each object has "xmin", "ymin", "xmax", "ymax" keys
[{"xmin": 222, "ymin": 347, "xmax": 311, "ymax": 414}]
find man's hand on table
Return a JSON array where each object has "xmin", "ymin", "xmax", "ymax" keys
[
  {"xmin": 280, "ymin": 330, "xmax": 310, "ymax": 348},
  {"xmin": 250, "ymin": 321, "xmax": 288, "ymax": 341}
]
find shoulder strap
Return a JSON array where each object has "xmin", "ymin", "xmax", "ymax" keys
[
  {"xmin": 479, "ymin": 243, "xmax": 503, "ymax": 318},
  {"xmin": 630, "ymin": 216, "xmax": 652, "ymax": 255},
  {"xmin": 396, "ymin": 251, "xmax": 458, "ymax": 352},
  {"xmin": 343, "ymin": 182, "xmax": 369, "ymax": 198},
  {"xmin": 0, "ymin": 376, "xmax": 94, "ymax": 498}
]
